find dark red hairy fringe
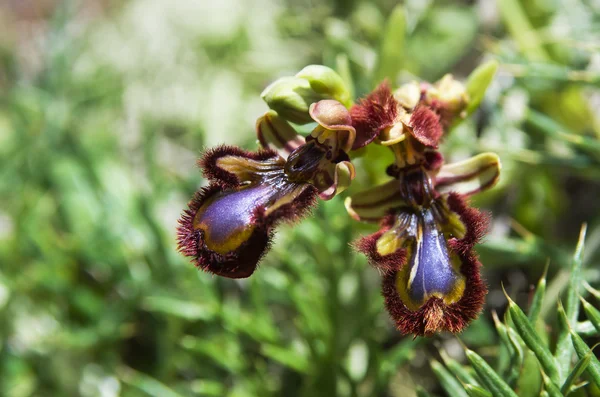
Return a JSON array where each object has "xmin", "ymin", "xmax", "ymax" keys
[
  {"xmin": 176, "ymin": 184, "xmax": 266, "ymax": 278},
  {"xmin": 446, "ymin": 193, "xmax": 490, "ymax": 255},
  {"xmin": 381, "ymin": 195, "xmax": 489, "ymax": 336},
  {"xmin": 350, "ymin": 81, "xmax": 399, "ymax": 150},
  {"xmin": 381, "ymin": 247, "xmax": 486, "ymax": 336},
  {"xmin": 200, "ymin": 145, "xmax": 280, "ymax": 188},
  {"xmin": 353, "ymin": 214, "xmax": 407, "ymax": 274},
  {"xmin": 409, "ymin": 106, "xmax": 443, "ymax": 148},
  {"xmin": 176, "ymin": 183, "xmax": 319, "ymax": 279},
  {"xmin": 262, "ymin": 184, "xmax": 319, "ymax": 227}
]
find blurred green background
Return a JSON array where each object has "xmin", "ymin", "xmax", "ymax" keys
[{"xmin": 1, "ymin": 0, "xmax": 600, "ymax": 396}]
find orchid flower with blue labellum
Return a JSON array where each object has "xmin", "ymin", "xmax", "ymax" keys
[
  {"xmin": 177, "ymin": 62, "xmax": 500, "ymax": 337},
  {"xmin": 177, "ymin": 96, "xmax": 356, "ymax": 278},
  {"xmin": 346, "ymin": 78, "xmax": 500, "ymax": 336}
]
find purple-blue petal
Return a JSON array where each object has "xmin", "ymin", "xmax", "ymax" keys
[
  {"xmin": 407, "ymin": 208, "xmax": 462, "ymax": 304},
  {"xmin": 195, "ymin": 184, "xmax": 270, "ymax": 245}
]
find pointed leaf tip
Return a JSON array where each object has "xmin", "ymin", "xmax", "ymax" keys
[{"xmin": 466, "ymin": 60, "xmax": 498, "ymax": 115}]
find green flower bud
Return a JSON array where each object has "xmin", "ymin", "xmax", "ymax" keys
[
  {"xmin": 261, "ymin": 77, "xmax": 319, "ymax": 124},
  {"xmin": 261, "ymin": 65, "xmax": 352, "ymax": 125},
  {"xmin": 295, "ymin": 65, "xmax": 352, "ymax": 107}
]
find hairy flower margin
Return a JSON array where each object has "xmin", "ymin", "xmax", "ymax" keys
[{"xmin": 177, "ymin": 63, "xmax": 501, "ymax": 336}]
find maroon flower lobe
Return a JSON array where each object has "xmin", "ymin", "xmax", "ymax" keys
[
  {"xmin": 350, "ymin": 81, "xmax": 399, "ymax": 150},
  {"xmin": 408, "ymin": 106, "xmax": 443, "ymax": 148}
]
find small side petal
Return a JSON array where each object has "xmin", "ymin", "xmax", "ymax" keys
[
  {"xmin": 256, "ymin": 110, "xmax": 305, "ymax": 159},
  {"xmin": 309, "ymin": 100, "xmax": 356, "ymax": 153},
  {"xmin": 200, "ymin": 146, "xmax": 282, "ymax": 187},
  {"xmin": 350, "ymin": 82, "xmax": 399, "ymax": 150},
  {"xmin": 317, "ymin": 160, "xmax": 356, "ymax": 200},
  {"xmin": 434, "ymin": 152, "xmax": 501, "ymax": 197},
  {"xmin": 446, "ymin": 193, "xmax": 490, "ymax": 255},
  {"xmin": 408, "ymin": 106, "xmax": 443, "ymax": 148},
  {"xmin": 344, "ymin": 180, "xmax": 405, "ymax": 222},
  {"xmin": 353, "ymin": 214, "xmax": 406, "ymax": 273}
]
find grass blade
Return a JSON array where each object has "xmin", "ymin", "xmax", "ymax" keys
[
  {"xmin": 504, "ymin": 286, "xmax": 560, "ymax": 383},
  {"xmin": 464, "ymin": 347, "xmax": 519, "ymax": 397},
  {"xmin": 528, "ymin": 261, "xmax": 548, "ymax": 325},
  {"xmin": 491, "ymin": 311, "xmax": 516, "ymax": 381},
  {"xmin": 430, "ymin": 359, "xmax": 469, "ymax": 397},
  {"xmin": 440, "ymin": 349, "xmax": 481, "ymax": 387},
  {"xmin": 558, "ymin": 302, "xmax": 600, "ymax": 388},
  {"xmin": 555, "ymin": 225, "xmax": 587, "ymax": 381},
  {"xmin": 560, "ymin": 350, "xmax": 591, "ymax": 395},
  {"xmin": 580, "ymin": 297, "xmax": 600, "ymax": 333},
  {"xmin": 541, "ymin": 371, "xmax": 565, "ymax": 397},
  {"xmin": 464, "ymin": 384, "xmax": 492, "ymax": 397},
  {"xmin": 374, "ymin": 5, "xmax": 405, "ymax": 84}
]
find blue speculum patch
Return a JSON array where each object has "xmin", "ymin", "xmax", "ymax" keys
[
  {"xmin": 405, "ymin": 208, "xmax": 464, "ymax": 307},
  {"xmin": 195, "ymin": 184, "xmax": 270, "ymax": 245}
]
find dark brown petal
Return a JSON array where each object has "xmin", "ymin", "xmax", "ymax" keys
[
  {"xmin": 446, "ymin": 193, "xmax": 490, "ymax": 255},
  {"xmin": 353, "ymin": 214, "xmax": 405, "ymax": 273},
  {"xmin": 408, "ymin": 106, "xmax": 443, "ymax": 148},
  {"xmin": 200, "ymin": 145, "xmax": 281, "ymax": 188},
  {"xmin": 350, "ymin": 81, "xmax": 399, "ymax": 150}
]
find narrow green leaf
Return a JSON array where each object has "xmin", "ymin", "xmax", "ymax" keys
[
  {"xmin": 464, "ymin": 384, "xmax": 492, "ymax": 397},
  {"xmin": 580, "ymin": 297, "xmax": 600, "ymax": 333},
  {"xmin": 505, "ymin": 63, "xmax": 600, "ymax": 86},
  {"xmin": 491, "ymin": 311, "xmax": 514, "ymax": 379},
  {"xmin": 465, "ymin": 60, "xmax": 498, "ymax": 116},
  {"xmin": 526, "ymin": 112, "xmax": 600, "ymax": 157},
  {"xmin": 119, "ymin": 366, "xmax": 185, "ymax": 397},
  {"xmin": 260, "ymin": 344, "xmax": 310, "ymax": 374},
  {"xmin": 440, "ymin": 349, "xmax": 480, "ymax": 387},
  {"xmin": 464, "ymin": 347, "xmax": 519, "ymax": 397},
  {"xmin": 517, "ymin": 351, "xmax": 543, "ymax": 397},
  {"xmin": 555, "ymin": 224, "xmax": 587, "ymax": 381},
  {"xmin": 430, "ymin": 359, "xmax": 469, "ymax": 397},
  {"xmin": 335, "ymin": 53, "xmax": 354, "ymax": 104},
  {"xmin": 497, "ymin": 0, "xmax": 549, "ymax": 61},
  {"xmin": 583, "ymin": 281, "xmax": 600, "ymax": 300},
  {"xmin": 558, "ymin": 302, "xmax": 600, "ymax": 388},
  {"xmin": 567, "ymin": 381, "xmax": 589, "ymax": 393},
  {"xmin": 542, "ymin": 371, "xmax": 565, "ymax": 397},
  {"xmin": 568, "ymin": 331, "xmax": 600, "ymax": 389},
  {"xmin": 374, "ymin": 5, "xmax": 405, "ymax": 84},
  {"xmin": 575, "ymin": 320, "xmax": 599, "ymax": 337},
  {"xmin": 528, "ymin": 262, "xmax": 549, "ymax": 325},
  {"xmin": 379, "ymin": 338, "xmax": 419, "ymax": 380},
  {"xmin": 504, "ymin": 287, "xmax": 560, "ymax": 383},
  {"xmin": 505, "ymin": 327, "xmax": 526, "ymax": 378},
  {"xmin": 142, "ymin": 296, "xmax": 216, "ymax": 321},
  {"xmin": 560, "ymin": 350, "xmax": 592, "ymax": 395}
]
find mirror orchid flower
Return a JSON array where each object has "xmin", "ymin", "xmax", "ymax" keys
[
  {"xmin": 346, "ymin": 81, "xmax": 500, "ymax": 336},
  {"xmin": 177, "ymin": 98, "xmax": 356, "ymax": 278},
  {"xmin": 177, "ymin": 63, "xmax": 500, "ymax": 336}
]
